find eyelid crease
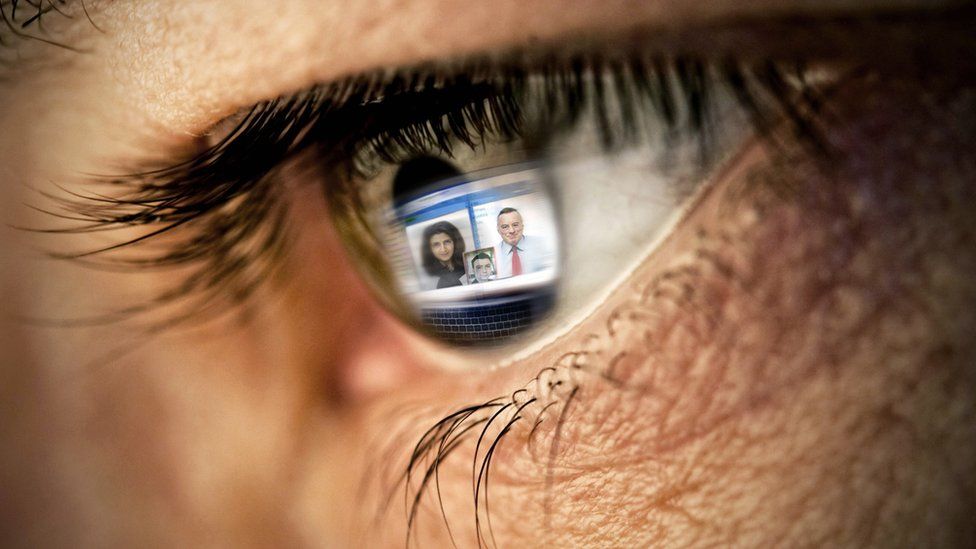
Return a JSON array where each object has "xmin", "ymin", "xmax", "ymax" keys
[{"xmin": 98, "ymin": 2, "xmax": 974, "ymax": 134}]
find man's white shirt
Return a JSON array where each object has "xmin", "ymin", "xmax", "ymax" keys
[{"xmin": 495, "ymin": 235, "xmax": 554, "ymax": 278}]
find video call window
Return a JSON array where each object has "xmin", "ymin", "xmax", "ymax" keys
[
  {"xmin": 465, "ymin": 247, "xmax": 496, "ymax": 284},
  {"xmin": 366, "ymin": 162, "xmax": 563, "ymax": 345},
  {"xmin": 393, "ymin": 164, "xmax": 560, "ymax": 303}
]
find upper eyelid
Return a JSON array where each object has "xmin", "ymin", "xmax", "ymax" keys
[
  {"xmin": 53, "ymin": 4, "xmax": 961, "ymax": 139},
  {"xmin": 193, "ymin": 0, "xmax": 976, "ymax": 146},
  {"xmin": 183, "ymin": 3, "xmax": 974, "ymax": 139}
]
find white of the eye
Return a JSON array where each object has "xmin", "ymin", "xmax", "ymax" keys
[
  {"xmin": 503, "ymin": 88, "xmax": 753, "ymax": 362},
  {"xmin": 552, "ymin": 148, "xmax": 686, "ymax": 319}
]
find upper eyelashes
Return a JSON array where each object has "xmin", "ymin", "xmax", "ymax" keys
[{"xmin": 29, "ymin": 52, "xmax": 831, "ymax": 330}]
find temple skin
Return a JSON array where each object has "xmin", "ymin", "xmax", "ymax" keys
[{"xmin": 1, "ymin": 1, "xmax": 975, "ymax": 547}]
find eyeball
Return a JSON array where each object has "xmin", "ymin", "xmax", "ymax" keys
[{"xmin": 324, "ymin": 68, "xmax": 754, "ymax": 349}]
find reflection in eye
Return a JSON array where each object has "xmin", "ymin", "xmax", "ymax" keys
[{"xmin": 385, "ymin": 161, "xmax": 561, "ymax": 345}]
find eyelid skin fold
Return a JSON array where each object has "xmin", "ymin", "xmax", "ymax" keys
[{"xmin": 91, "ymin": 0, "xmax": 973, "ymax": 133}]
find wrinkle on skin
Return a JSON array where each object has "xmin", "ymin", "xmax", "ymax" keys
[{"xmin": 342, "ymin": 73, "xmax": 976, "ymax": 547}]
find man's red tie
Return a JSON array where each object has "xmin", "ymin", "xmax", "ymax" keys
[{"xmin": 511, "ymin": 247, "xmax": 523, "ymax": 276}]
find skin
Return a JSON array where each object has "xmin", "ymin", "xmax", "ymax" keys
[
  {"xmin": 473, "ymin": 258, "xmax": 495, "ymax": 282},
  {"xmin": 497, "ymin": 212, "xmax": 525, "ymax": 247},
  {"xmin": 430, "ymin": 233, "xmax": 455, "ymax": 265},
  {"xmin": 1, "ymin": 1, "xmax": 974, "ymax": 548}
]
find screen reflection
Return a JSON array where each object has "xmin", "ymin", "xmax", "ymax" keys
[{"xmin": 383, "ymin": 158, "xmax": 560, "ymax": 344}]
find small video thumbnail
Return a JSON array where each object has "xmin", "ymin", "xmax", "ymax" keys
[{"xmin": 464, "ymin": 247, "xmax": 497, "ymax": 284}]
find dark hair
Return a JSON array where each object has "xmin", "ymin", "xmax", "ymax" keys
[
  {"xmin": 496, "ymin": 207, "xmax": 519, "ymax": 218},
  {"xmin": 420, "ymin": 221, "xmax": 465, "ymax": 275},
  {"xmin": 470, "ymin": 252, "xmax": 493, "ymax": 270}
]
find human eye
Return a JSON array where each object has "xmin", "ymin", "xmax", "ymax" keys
[
  {"xmin": 4, "ymin": 2, "xmax": 975, "ymax": 548},
  {"xmin": 56, "ymin": 50, "xmax": 800, "ymax": 350},
  {"xmin": 316, "ymin": 55, "xmax": 766, "ymax": 349}
]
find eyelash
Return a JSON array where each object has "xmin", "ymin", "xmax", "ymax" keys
[
  {"xmin": 389, "ymin": 373, "xmax": 581, "ymax": 547},
  {"xmin": 1, "ymin": 0, "xmax": 99, "ymax": 53},
  {"xmin": 33, "ymin": 52, "xmax": 829, "ymax": 330},
  {"xmin": 2, "ymin": 0, "xmax": 64, "ymax": 31}
]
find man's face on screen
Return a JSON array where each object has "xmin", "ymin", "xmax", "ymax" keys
[
  {"xmin": 429, "ymin": 232, "xmax": 454, "ymax": 263},
  {"xmin": 473, "ymin": 258, "xmax": 494, "ymax": 282},
  {"xmin": 497, "ymin": 212, "xmax": 524, "ymax": 246}
]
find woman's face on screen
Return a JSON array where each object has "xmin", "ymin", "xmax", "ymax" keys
[
  {"xmin": 429, "ymin": 232, "xmax": 456, "ymax": 264},
  {"xmin": 1, "ymin": 1, "xmax": 975, "ymax": 547}
]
